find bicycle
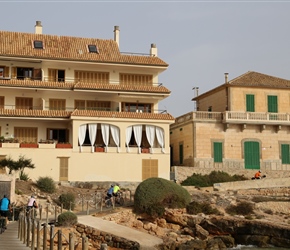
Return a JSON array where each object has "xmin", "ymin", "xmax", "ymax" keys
[
  {"xmin": 114, "ymin": 192, "xmax": 125, "ymax": 206},
  {"xmin": 104, "ymin": 192, "xmax": 124, "ymax": 207}
]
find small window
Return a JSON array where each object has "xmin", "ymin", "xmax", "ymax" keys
[
  {"xmin": 34, "ymin": 40, "xmax": 43, "ymax": 49},
  {"xmin": 88, "ymin": 45, "xmax": 98, "ymax": 53}
]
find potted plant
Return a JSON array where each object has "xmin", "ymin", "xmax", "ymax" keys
[
  {"xmin": 56, "ymin": 142, "xmax": 72, "ymax": 148},
  {"xmin": 95, "ymin": 145, "xmax": 105, "ymax": 152},
  {"xmin": 20, "ymin": 141, "xmax": 38, "ymax": 148}
]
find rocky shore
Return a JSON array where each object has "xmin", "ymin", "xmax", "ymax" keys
[{"xmin": 99, "ymin": 187, "xmax": 290, "ymax": 249}]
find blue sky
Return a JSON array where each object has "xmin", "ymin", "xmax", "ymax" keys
[{"xmin": 1, "ymin": 1, "xmax": 290, "ymax": 117}]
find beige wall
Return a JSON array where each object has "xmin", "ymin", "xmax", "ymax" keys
[
  {"xmin": 0, "ymin": 147, "xmax": 170, "ymax": 182},
  {"xmin": 230, "ymin": 87, "xmax": 290, "ymax": 113},
  {"xmin": 197, "ymin": 88, "xmax": 227, "ymax": 112},
  {"xmin": 171, "ymin": 117, "xmax": 290, "ymax": 171},
  {"xmin": 170, "ymin": 119, "xmax": 194, "ymax": 166}
]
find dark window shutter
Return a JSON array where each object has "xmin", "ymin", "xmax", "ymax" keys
[
  {"xmin": 268, "ymin": 95, "xmax": 278, "ymax": 113},
  {"xmin": 33, "ymin": 68, "xmax": 42, "ymax": 81},
  {"xmin": 281, "ymin": 144, "xmax": 290, "ymax": 164},
  {"xmin": 246, "ymin": 94, "xmax": 255, "ymax": 112},
  {"xmin": 213, "ymin": 142, "xmax": 223, "ymax": 162}
]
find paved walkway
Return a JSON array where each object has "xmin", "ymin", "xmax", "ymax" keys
[
  {"xmin": 78, "ymin": 215, "xmax": 163, "ymax": 250},
  {"xmin": 0, "ymin": 221, "xmax": 30, "ymax": 250}
]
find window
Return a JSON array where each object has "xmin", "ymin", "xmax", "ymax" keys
[
  {"xmin": 17, "ymin": 68, "xmax": 33, "ymax": 80},
  {"xmin": 75, "ymin": 100, "xmax": 111, "ymax": 111},
  {"xmin": 88, "ymin": 45, "xmax": 98, "ymax": 53},
  {"xmin": 75, "ymin": 100, "xmax": 86, "ymax": 110},
  {"xmin": 0, "ymin": 66, "xmax": 9, "ymax": 78},
  {"xmin": 34, "ymin": 40, "xmax": 43, "ymax": 49},
  {"xmin": 0, "ymin": 96, "xmax": 4, "ymax": 109},
  {"xmin": 14, "ymin": 127, "xmax": 38, "ymax": 143},
  {"xmin": 75, "ymin": 70, "xmax": 109, "ymax": 84},
  {"xmin": 49, "ymin": 99, "xmax": 66, "ymax": 110},
  {"xmin": 120, "ymin": 73, "xmax": 153, "ymax": 86},
  {"xmin": 0, "ymin": 67, "xmax": 3, "ymax": 78},
  {"xmin": 246, "ymin": 94, "xmax": 255, "ymax": 112},
  {"xmin": 142, "ymin": 159, "xmax": 158, "ymax": 180},
  {"xmin": 213, "ymin": 142, "xmax": 223, "ymax": 163},
  {"xmin": 123, "ymin": 103, "xmax": 151, "ymax": 113},
  {"xmin": 179, "ymin": 143, "xmax": 183, "ymax": 165},
  {"xmin": 48, "ymin": 69, "xmax": 65, "ymax": 82},
  {"xmin": 268, "ymin": 95, "xmax": 278, "ymax": 113},
  {"xmin": 281, "ymin": 144, "xmax": 290, "ymax": 164},
  {"xmin": 15, "ymin": 97, "xmax": 33, "ymax": 110},
  {"xmin": 47, "ymin": 128, "xmax": 69, "ymax": 143}
]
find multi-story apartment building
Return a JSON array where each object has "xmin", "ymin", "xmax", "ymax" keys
[
  {"xmin": 0, "ymin": 21, "xmax": 174, "ymax": 183},
  {"xmin": 170, "ymin": 71, "xmax": 290, "ymax": 178}
]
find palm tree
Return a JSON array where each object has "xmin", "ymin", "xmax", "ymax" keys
[{"xmin": 0, "ymin": 155, "xmax": 35, "ymax": 175}]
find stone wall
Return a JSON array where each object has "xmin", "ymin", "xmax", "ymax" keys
[
  {"xmin": 75, "ymin": 223, "xmax": 140, "ymax": 249},
  {"xmin": 172, "ymin": 166, "xmax": 290, "ymax": 183}
]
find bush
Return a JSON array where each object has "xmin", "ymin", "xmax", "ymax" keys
[
  {"xmin": 225, "ymin": 201, "xmax": 254, "ymax": 216},
  {"xmin": 19, "ymin": 170, "xmax": 29, "ymax": 181},
  {"xmin": 186, "ymin": 200, "xmax": 220, "ymax": 215},
  {"xmin": 59, "ymin": 193, "xmax": 75, "ymax": 211},
  {"xmin": 134, "ymin": 177, "xmax": 191, "ymax": 217},
  {"xmin": 36, "ymin": 176, "xmax": 56, "ymax": 193},
  {"xmin": 57, "ymin": 212, "xmax": 77, "ymax": 227},
  {"xmin": 181, "ymin": 171, "xmax": 247, "ymax": 187}
]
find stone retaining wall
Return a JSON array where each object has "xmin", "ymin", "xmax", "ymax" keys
[
  {"xmin": 75, "ymin": 223, "xmax": 140, "ymax": 249},
  {"xmin": 173, "ymin": 166, "xmax": 290, "ymax": 183}
]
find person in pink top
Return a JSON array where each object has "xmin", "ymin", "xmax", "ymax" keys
[{"xmin": 27, "ymin": 195, "xmax": 38, "ymax": 210}]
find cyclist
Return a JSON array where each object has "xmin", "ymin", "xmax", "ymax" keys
[
  {"xmin": 113, "ymin": 183, "xmax": 120, "ymax": 197},
  {"xmin": 0, "ymin": 195, "xmax": 11, "ymax": 229},
  {"xmin": 105, "ymin": 185, "xmax": 114, "ymax": 201}
]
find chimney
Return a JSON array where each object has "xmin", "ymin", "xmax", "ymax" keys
[
  {"xmin": 224, "ymin": 73, "xmax": 229, "ymax": 83},
  {"xmin": 150, "ymin": 43, "xmax": 157, "ymax": 57},
  {"xmin": 114, "ymin": 26, "xmax": 120, "ymax": 47},
  {"xmin": 35, "ymin": 21, "xmax": 42, "ymax": 34}
]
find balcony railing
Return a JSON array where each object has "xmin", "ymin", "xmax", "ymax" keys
[
  {"xmin": 224, "ymin": 111, "xmax": 290, "ymax": 124},
  {"xmin": 175, "ymin": 111, "xmax": 290, "ymax": 125}
]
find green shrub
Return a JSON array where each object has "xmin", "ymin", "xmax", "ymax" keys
[
  {"xmin": 36, "ymin": 176, "xmax": 56, "ymax": 193},
  {"xmin": 19, "ymin": 170, "xmax": 29, "ymax": 181},
  {"xmin": 225, "ymin": 201, "xmax": 254, "ymax": 216},
  {"xmin": 134, "ymin": 177, "xmax": 191, "ymax": 217},
  {"xmin": 186, "ymin": 200, "xmax": 220, "ymax": 215},
  {"xmin": 57, "ymin": 212, "xmax": 77, "ymax": 227},
  {"xmin": 59, "ymin": 193, "xmax": 75, "ymax": 210},
  {"xmin": 181, "ymin": 171, "xmax": 247, "ymax": 187}
]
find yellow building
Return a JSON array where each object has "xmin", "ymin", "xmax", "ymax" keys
[
  {"xmin": 170, "ymin": 71, "xmax": 290, "ymax": 178},
  {"xmin": 0, "ymin": 21, "xmax": 175, "ymax": 183}
]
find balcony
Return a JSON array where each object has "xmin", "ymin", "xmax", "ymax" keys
[{"xmin": 175, "ymin": 111, "xmax": 290, "ymax": 126}]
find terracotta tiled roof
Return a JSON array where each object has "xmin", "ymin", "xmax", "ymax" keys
[
  {"xmin": 193, "ymin": 71, "xmax": 290, "ymax": 101},
  {"xmin": 74, "ymin": 82, "xmax": 171, "ymax": 93},
  {"xmin": 0, "ymin": 79, "xmax": 170, "ymax": 94},
  {"xmin": 0, "ymin": 108, "xmax": 175, "ymax": 121},
  {"xmin": 0, "ymin": 31, "xmax": 168, "ymax": 66},
  {"xmin": 0, "ymin": 109, "xmax": 71, "ymax": 118},
  {"xmin": 71, "ymin": 110, "xmax": 175, "ymax": 120},
  {"xmin": 0, "ymin": 79, "xmax": 74, "ymax": 89},
  {"xmin": 228, "ymin": 71, "xmax": 290, "ymax": 88}
]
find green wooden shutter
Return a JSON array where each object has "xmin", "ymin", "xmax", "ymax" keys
[
  {"xmin": 179, "ymin": 144, "xmax": 183, "ymax": 165},
  {"xmin": 213, "ymin": 142, "xmax": 223, "ymax": 163},
  {"xmin": 268, "ymin": 95, "xmax": 278, "ymax": 113},
  {"xmin": 281, "ymin": 144, "xmax": 290, "ymax": 164},
  {"xmin": 246, "ymin": 94, "xmax": 255, "ymax": 112},
  {"xmin": 244, "ymin": 141, "xmax": 260, "ymax": 169}
]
